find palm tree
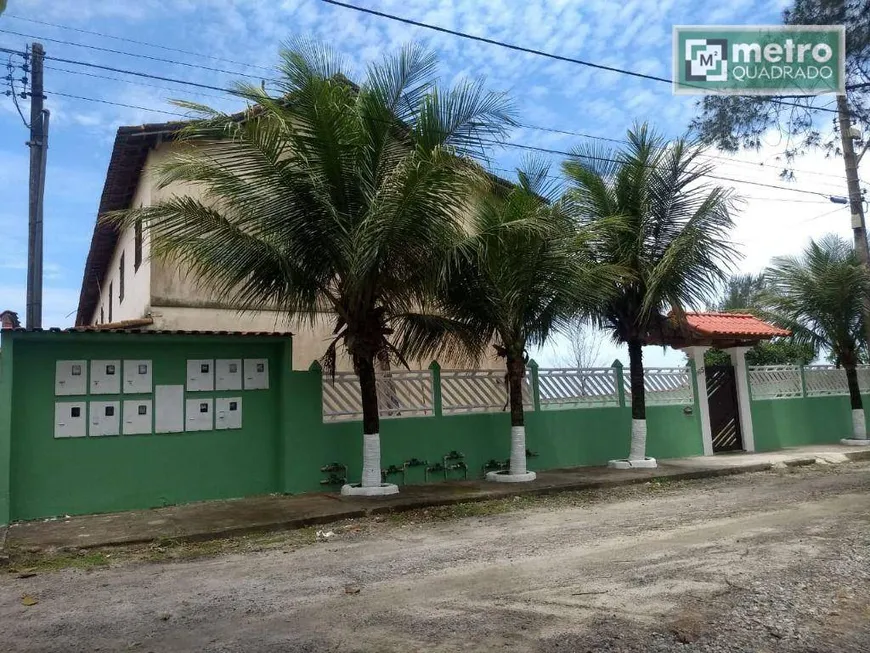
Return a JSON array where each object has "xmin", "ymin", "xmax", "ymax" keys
[
  {"xmin": 563, "ymin": 124, "xmax": 739, "ymax": 469},
  {"xmin": 715, "ymin": 273, "xmax": 767, "ymax": 312},
  {"xmin": 108, "ymin": 41, "xmax": 515, "ymax": 495},
  {"xmin": 400, "ymin": 163, "xmax": 617, "ymax": 481},
  {"xmin": 762, "ymin": 234, "xmax": 870, "ymax": 443}
]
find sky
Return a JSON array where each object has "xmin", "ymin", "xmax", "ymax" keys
[{"xmin": 0, "ymin": 0, "xmax": 862, "ymax": 367}]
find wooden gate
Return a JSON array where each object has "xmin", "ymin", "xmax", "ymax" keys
[{"xmin": 706, "ymin": 365, "xmax": 743, "ymax": 453}]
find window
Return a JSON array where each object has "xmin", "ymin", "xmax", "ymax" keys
[
  {"xmin": 134, "ymin": 219, "xmax": 143, "ymax": 271},
  {"xmin": 100, "ymin": 306, "xmax": 104, "ymax": 324},
  {"xmin": 119, "ymin": 251, "xmax": 125, "ymax": 303},
  {"xmin": 108, "ymin": 282, "xmax": 113, "ymax": 322}
]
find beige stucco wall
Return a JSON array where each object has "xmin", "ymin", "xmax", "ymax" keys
[
  {"xmin": 89, "ymin": 141, "xmax": 501, "ymax": 372},
  {"xmin": 149, "ymin": 305, "xmax": 485, "ymax": 372},
  {"xmin": 90, "ymin": 157, "xmax": 153, "ymax": 325}
]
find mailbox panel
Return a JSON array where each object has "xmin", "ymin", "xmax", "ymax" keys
[
  {"xmin": 155, "ymin": 385, "xmax": 184, "ymax": 434},
  {"xmin": 215, "ymin": 397, "xmax": 242, "ymax": 430},
  {"xmin": 243, "ymin": 358, "xmax": 269, "ymax": 390},
  {"xmin": 89, "ymin": 401, "xmax": 120, "ymax": 437},
  {"xmin": 55, "ymin": 360, "xmax": 87, "ymax": 396},
  {"xmin": 123, "ymin": 360, "xmax": 152, "ymax": 394},
  {"xmin": 123, "ymin": 399, "xmax": 152, "ymax": 435},
  {"xmin": 90, "ymin": 360, "xmax": 121, "ymax": 394},
  {"xmin": 187, "ymin": 359, "xmax": 214, "ymax": 392},
  {"xmin": 55, "ymin": 402, "xmax": 86, "ymax": 438},
  {"xmin": 186, "ymin": 398, "xmax": 214, "ymax": 431},
  {"xmin": 215, "ymin": 359, "xmax": 242, "ymax": 391}
]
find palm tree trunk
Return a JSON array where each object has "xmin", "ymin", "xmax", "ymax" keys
[
  {"xmin": 627, "ymin": 338, "xmax": 647, "ymax": 460},
  {"xmin": 845, "ymin": 364, "xmax": 867, "ymax": 440},
  {"xmin": 355, "ymin": 353, "xmax": 382, "ymax": 487},
  {"xmin": 506, "ymin": 355, "xmax": 527, "ymax": 475}
]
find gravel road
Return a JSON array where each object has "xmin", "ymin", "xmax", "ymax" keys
[{"xmin": 2, "ymin": 461, "xmax": 869, "ymax": 652}]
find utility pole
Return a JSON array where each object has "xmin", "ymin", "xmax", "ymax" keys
[
  {"xmin": 836, "ymin": 94, "xmax": 870, "ymax": 346},
  {"xmin": 25, "ymin": 42, "xmax": 46, "ymax": 329}
]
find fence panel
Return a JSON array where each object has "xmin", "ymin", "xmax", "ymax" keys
[
  {"xmin": 440, "ymin": 369, "xmax": 532, "ymax": 415},
  {"xmin": 748, "ymin": 365, "xmax": 802, "ymax": 399},
  {"xmin": 322, "ymin": 369, "xmax": 434, "ymax": 422},
  {"xmin": 804, "ymin": 365, "xmax": 849, "ymax": 397},
  {"xmin": 857, "ymin": 365, "xmax": 870, "ymax": 394},
  {"xmin": 537, "ymin": 367, "xmax": 619, "ymax": 409},
  {"xmin": 624, "ymin": 367, "xmax": 694, "ymax": 406}
]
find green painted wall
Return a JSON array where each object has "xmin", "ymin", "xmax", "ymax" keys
[
  {"xmin": 0, "ymin": 342, "xmax": 13, "ymax": 525},
  {"xmin": 5, "ymin": 332, "xmax": 289, "ymax": 521},
  {"xmin": 281, "ymin": 366, "xmax": 703, "ymax": 492},
  {"xmin": 0, "ymin": 331, "xmax": 708, "ymax": 523},
  {"xmin": 750, "ymin": 395, "xmax": 855, "ymax": 451}
]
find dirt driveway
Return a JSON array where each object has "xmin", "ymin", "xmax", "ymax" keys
[{"xmin": 2, "ymin": 461, "xmax": 869, "ymax": 652}]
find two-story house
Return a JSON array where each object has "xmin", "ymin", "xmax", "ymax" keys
[{"xmin": 75, "ymin": 119, "xmax": 498, "ymax": 372}]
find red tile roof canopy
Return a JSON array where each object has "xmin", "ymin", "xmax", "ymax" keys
[{"xmin": 646, "ymin": 312, "xmax": 791, "ymax": 349}]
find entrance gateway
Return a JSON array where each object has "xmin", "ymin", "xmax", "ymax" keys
[
  {"xmin": 645, "ymin": 312, "xmax": 791, "ymax": 455},
  {"xmin": 706, "ymin": 365, "xmax": 742, "ymax": 452}
]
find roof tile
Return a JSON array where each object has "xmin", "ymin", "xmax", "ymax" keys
[{"xmin": 684, "ymin": 312, "xmax": 790, "ymax": 338}]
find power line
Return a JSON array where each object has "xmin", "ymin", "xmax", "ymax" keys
[
  {"xmin": 43, "ymin": 65, "xmax": 234, "ymax": 102},
  {"xmin": 0, "ymin": 27, "xmax": 274, "ymax": 81},
  {"xmin": 8, "ymin": 43, "xmax": 846, "ymax": 200},
  {"xmin": 28, "ymin": 49, "xmax": 851, "ymax": 188},
  {"xmin": 319, "ymin": 0, "xmax": 841, "ymax": 116},
  {"xmin": 799, "ymin": 205, "xmax": 848, "ymax": 223},
  {"xmin": 3, "ymin": 19, "xmax": 849, "ymax": 185},
  {"xmin": 517, "ymin": 121, "xmax": 848, "ymax": 184},
  {"xmin": 49, "ymin": 91, "xmax": 190, "ymax": 117},
  {"xmin": 41, "ymin": 85, "xmax": 845, "ymax": 200},
  {"xmin": 480, "ymin": 138, "xmax": 839, "ymax": 198},
  {"xmin": 3, "ymin": 14, "xmax": 278, "ymax": 74},
  {"xmin": 5, "ymin": 53, "xmax": 30, "ymax": 128},
  {"xmin": 44, "ymin": 54, "xmax": 243, "ymax": 96}
]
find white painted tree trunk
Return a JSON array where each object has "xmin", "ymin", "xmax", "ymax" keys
[
  {"xmin": 852, "ymin": 409, "xmax": 867, "ymax": 440},
  {"xmin": 361, "ymin": 432, "xmax": 382, "ymax": 487},
  {"xmin": 628, "ymin": 419, "xmax": 647, "ymax": 461},
  {"xmin": 510, "ymin": 426, "xmax": 527, "ymax": 475}
]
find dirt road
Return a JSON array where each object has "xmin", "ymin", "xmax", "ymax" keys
[{"xmin": 2, "ymin": 462, "xmax": 869, "ymax": 652}]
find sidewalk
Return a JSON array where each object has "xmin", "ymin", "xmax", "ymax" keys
[{"xmin": 5, "ymin": 445, "xmax": 870, "ymax": 551}]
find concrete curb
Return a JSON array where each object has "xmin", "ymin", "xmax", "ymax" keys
[{"xmin": 51, "ymin": 450, "xmax": 870, "ymax": 550}]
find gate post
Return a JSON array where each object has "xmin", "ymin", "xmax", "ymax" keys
[
  {"xmin": 686, "ymin": 346, "xmax": 713, "ymax": 456},
  {"xmin": 726, "ymin": 347, "xmax": 756, "ymax": 453}
]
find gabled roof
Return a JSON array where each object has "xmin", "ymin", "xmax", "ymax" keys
[
  {"xmin": 684, "ymin": 312, "xmax": 791, "ymax": 338},
  {"xmin": 75, "ymin": 120, "xmax": 188, "ymax": 326},
  {"xmin": 75, "ymin": 93, "xmax": 519, "ymax": 328}
]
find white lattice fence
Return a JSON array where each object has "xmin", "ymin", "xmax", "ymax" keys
[
  {"xmin": 624, "ymin": 367, "xmax": 694, "ymax": 406},
  {"xmin": 440, "ymin": 369, "xmax": 532, "ymax": 415},
  {"xmin": 748, "ymin": 365, "xmax": 802, "ymax": 399},
  {"xmin": 537, "ymin": 368, "xmax": 619, "ymax": 409},
  {"xmin": 804, "ymin": 365, "xmax": 849, "ymax": 397},
  {"xmin": 858, "ymin": 366, "xmax": 870, "ymax": 393},
  {"xmin": 322, "ymin": 369, "xmax": 434, "ymax": 422}
]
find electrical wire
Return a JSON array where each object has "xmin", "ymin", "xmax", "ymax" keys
[
  {"xmin": 0, "ymin": 15, "xmax": 853, "ymax": 184},
  {"xmin": 0, "ymin": 27, "xmax": 275, "ymax": 82},
  {"xmin": 26, "ymin": 48, "xmax": 854, "ymax": 187},
  {"xmin": 799, "ymin": 205, "xmax": 848, "ymax": 223},
  {"xmin": 3, "ymin": 14, "xmax": 278, "ymax": 74},
  {"xmin": 43, "ymin": 87, "xmax": 846, "ymax": 199},
  {"xmin": 319, "ymin": 0, "xmax": 841, "ymax": 115},
  {"xmin": 43, "ymin": 64, "xmax": 234, "ymax": 102},
  {"xmin": 5, "ymin": 53, "xmax": 30, "ymax": 128},
  {"xmin": 49, "ymin": 91, "xmax": 190, "ymax": 117}
]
